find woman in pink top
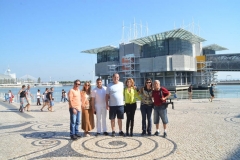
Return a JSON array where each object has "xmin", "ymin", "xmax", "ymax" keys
[{"xmin": 81, "ymin": 81, "xmax": 95, "ymax": 137}]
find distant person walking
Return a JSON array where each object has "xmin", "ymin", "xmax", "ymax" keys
[
  {"xmin": 209, "ymin": 84, "xmax": 215, "ymax": 102},
  {"xmin": 41, "ymin": 88, "xmax": 49, "ymax": 111},
  {"xmin": 81, "ymin": 81, "xmax": 95, "ymax": 137},
  {"xmin": 152, "ymin": 80, "xmax": 171, "ymax": 138},
  {"xmin": 61, "ymin": 89, "xmax": 65, "ymax": 102},
  {"xmin": 174, "ymin": 90, "xmax": 178, "ymax": 101},
  {"xmin": 68, "ymin": 79, "xmax": 82, "ymax": 140},
  {"xmin": 36, "ymin": 89, "xmax": 41, "ymax": 105},
  {"xmin": 64, "ymin": 92, "xmax": 68, "ymax": 102},
  {"xmin": 91, "ymin": 78, "xmax": 108, "ymax": 136},
  {"xmin": 106, "ymin": 73, "xmax": 125, "ymax": 137},
  {"xmin": 188, "ymin": 85, "xmax": 193, "ymax": 101},
  {"xmin": 18, "ymin": 85, "xmax": 26, "ymax": 112},
  {"xmin": 25, "ymin": 85, "xmax": 33, "ymax": 111},
  {"xmin": 139, "ymin": 78, "xmax": 154, "ymax": 136},
  {"xmin": 47, "ymin": 87, "xmax": 54, "ymax": 112},
  {"xmin": 8, "ymin": 90, "xmax": 13, "ymax": 103},
  {"xmin": 123, "ymin": 78, "xmax": 141, "ymax": 136}
]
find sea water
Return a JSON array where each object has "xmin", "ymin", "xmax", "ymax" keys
[{"xmin": 0, "ymin": 85, "xmax": 239, "ymax": 103}]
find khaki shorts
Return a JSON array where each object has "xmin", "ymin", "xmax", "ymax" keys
[{"xmin": 27, "ymin": 98, "xmax": 32, "ymax": 105}]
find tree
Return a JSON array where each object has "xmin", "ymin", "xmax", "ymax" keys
[{"xmin": 38, "ymin": 77, "xmax": 41, "ymax": 83}]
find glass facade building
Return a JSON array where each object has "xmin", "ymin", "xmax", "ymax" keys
[
  {"xmin": 142, "ymin": 38, "xmax": 192, "ymax": 58},
  {"xmin": 97, "ymin": 50, "xmax": 119, "ymax": 63}
]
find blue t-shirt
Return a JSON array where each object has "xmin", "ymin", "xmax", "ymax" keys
[
  {"xmin": 209, "ymin": 86, "xmax": 213, "ymax": 93},
  {"xmin": 106, "ymin": 82, "xmax": 124, "ymax": 106}
]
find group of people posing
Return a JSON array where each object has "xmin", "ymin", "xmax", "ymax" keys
[{"xmin": 68, "ymin": 73, "xmax": 171, "ymax": 140}]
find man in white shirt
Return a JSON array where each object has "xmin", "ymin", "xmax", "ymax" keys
[
  {"xmin": 92, "ymin": 78, "xmax": 108, "ymax": 136},
  {"xmin": 106, "ymin": 73, "xmax": 125, "ymax": 137}
]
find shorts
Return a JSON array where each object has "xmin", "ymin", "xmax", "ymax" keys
[
  {"xmin": 154, "ymin": 105, "xmax": 168, "ymax": 124},
  {"xmin": 27, "ymin": 98, "xmax": 32, "ymax": 105},
  {"xmin": 50, "ymin": 101, "xmax": 54, "ymax": 107},
  {"xmin": 109, "ymin": 105, "xmax": 124, "ymax": 120},
  {"xmin": 210, "ymin": 93, "xmax": 214, "ymax": 97}
]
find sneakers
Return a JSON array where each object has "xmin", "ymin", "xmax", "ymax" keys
[
  {"xmin": 112, "ymin": 131, "xmax": 116, "ymax": 137},
  {"xmin": 154, "ymin": 131, "xmax": 160, "ymax": 136},
  {"xmin": 163, "ymin": 132, "xmax": 167, "ymax": 138},
  {"xmin": 103, "ymin": 132, "xmax": 109, "ymax": 136},
  {"xmin": 119, "ymin": 131, "xmax": 125, "ymax": 136},
  {"xmin": 148, "ymin": 132, "xmax": 152, "ymax": 136},
  {"xmin": 96, "ymin": 133, "xmax": 101, "ymax": 136},
  {"xmin": 70, "ymin": 135, "xmax": 78, "ymax": 140}
]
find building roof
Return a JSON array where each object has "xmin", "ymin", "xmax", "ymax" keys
[
  {"xmin": 202, "ymin": 44, "xmax": 228, "ymax": 51},
  {"xmin": 81, "ymin": 45, "xmax": 118, "ymax": 54},
  {"xmin": 0, "ymin": 74, "xmax": 14, "ymax": 79},
  {"xmin": 130, "ymin": 28, "xmax": 206, "ymax": 45}
]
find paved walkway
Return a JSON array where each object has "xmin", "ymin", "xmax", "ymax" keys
[{"xmin": 0, "ymin": 98, "xmax": 240, "ymax": 160}]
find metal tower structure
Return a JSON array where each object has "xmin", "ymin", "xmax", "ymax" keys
[
  {"xmin": 120, "ymin": 54, "xmax": 141, "ymax": 86},
  {"xmin": 197, "ymin": 61, "xmax": 216, "ymax": 85}
]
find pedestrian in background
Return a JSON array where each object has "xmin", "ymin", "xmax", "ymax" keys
[{"xmin": 37, "ymin": 89, "xmax": 41, "ymax": 105}]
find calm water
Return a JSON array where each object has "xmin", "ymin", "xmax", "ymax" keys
[{"xmin": 0, "ymin": 85, "xmax": 239, "ymax": 103}]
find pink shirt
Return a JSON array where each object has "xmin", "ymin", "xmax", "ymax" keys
[{"xmin": 68, "ymin": 88, "xmax": 81, "ymax": 111}]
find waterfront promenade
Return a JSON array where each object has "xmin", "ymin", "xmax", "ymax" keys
[{"xmin": 0, "ymin": 98, "xmax": 240, "ymax": 160}]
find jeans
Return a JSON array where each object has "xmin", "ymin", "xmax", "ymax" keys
[
  {"xmin": 140, "ymin": 103, "xmax": 153, "ymax": 134},
  {"xmin": 154, "ymin": 105, "xmax": 168, "ymax": 124},
  {"xmin": 69, "ymin": 108, "xmax": 81, "ymax": 136}
]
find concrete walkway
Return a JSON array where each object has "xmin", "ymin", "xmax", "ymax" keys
[{"xmin": 0, "ymin": 98, "xmax": 240, "ymax": 160}]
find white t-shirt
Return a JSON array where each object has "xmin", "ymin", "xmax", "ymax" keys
[
  {"xmin": 37, "ymin": 92, "xmax": 41, "ymax": 98},
  {"xmin": 106, "ymin": 82, "xmax": 124, "ymax": 106},
  {"xmin": 8, "ymin": 93, "xmax": 12, "ymax": 98},
  {"xmin": 91, "ymin": 86, "xmax": 107, "ymax": 108}
]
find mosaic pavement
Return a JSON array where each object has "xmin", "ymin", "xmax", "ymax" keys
[{"xmin": 0, "ymin": 98, "xmax": 240, "ymax": 160}]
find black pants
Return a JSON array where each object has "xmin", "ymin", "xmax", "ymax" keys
[
  {"xmin": 125, "ymin": 103, "xmax": 137, "ymax": 133},
  {"xmin": 37, "ymin": 98, "xmax": 41, "ymax": 105}
]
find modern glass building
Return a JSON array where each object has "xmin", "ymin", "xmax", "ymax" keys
[{"xmin": 81, "ymin": 28, "xmax": 227, "ymax": 90}]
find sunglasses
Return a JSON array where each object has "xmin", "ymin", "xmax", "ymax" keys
[
  {"xmin": 146, "ymin": 82, "xmax": 151, "ymax": 84},
  {"xmin": 75, "ymin": 83, "xmax": 80, "ymax": 86},
  {"xmin": 85, "ymin": 84, "xmax": 90, "ymax": 86}
]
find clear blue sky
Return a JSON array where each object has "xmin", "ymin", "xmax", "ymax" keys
[{"xmin": 0, "ymin": 0, "xmax": 240, "ymax": 81}]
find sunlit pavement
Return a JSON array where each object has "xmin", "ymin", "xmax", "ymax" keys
[{"xmin": 0, "ymin": 98, "xmax": 240, "ymax": 160}]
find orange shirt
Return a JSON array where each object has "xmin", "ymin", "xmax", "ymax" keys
[{"xmin": 68, "ymin": 88, "xmax": 81, "ymax": 111}]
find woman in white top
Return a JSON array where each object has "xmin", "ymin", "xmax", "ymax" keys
[
  {"xmin": 8, "ymin": 90, "xmax": 13, "ymax": 103},
  {"xmin": 37, "ymin": 89, "xmax": 41, "ymax": 105}
]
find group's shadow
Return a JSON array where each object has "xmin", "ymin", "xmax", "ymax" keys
[{"xmin": 21, "ymin": 131, "xmax": 70, "ymax": 141}]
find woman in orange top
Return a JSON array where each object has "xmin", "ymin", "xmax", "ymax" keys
[{"xmin": 81, "ymin": 81, "xmax": 95, "ymax": 137}]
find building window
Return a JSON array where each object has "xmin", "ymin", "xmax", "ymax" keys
[{"xmin": 97, "ymin": 50, "xmax": 119, "ymax": 63}]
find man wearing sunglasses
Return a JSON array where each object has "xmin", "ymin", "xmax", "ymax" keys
[{"xmin": 68, "ymin": 79, "xmax": 82, "ymax": 140}]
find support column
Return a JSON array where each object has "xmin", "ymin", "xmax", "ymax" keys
[
  {"xmin": 174, "ymin": 71, "xmax": 176, "ymax": 86},
  {"xmin": 180, "ymin": 72, "xmax": 182, "ymax": 85},
  {"xmin": 163, "ymin": 72, "xmax": 165, "ymax": 86},
  {"xmin": 185, "ymin": 72, "xmax": 188, "ymax": 85}
]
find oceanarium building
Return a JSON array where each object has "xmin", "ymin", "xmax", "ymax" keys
[{"xmin": 82, "ymin": 28, "xmax": 227, "ymax": 90}]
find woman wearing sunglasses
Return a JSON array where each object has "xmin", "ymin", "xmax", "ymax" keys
[
  {"xmin": 139, "ymin": 78, "xmax": 153, "ymax": 136},
  {"xmin": 81, "ymin": 81, "xmax": 95, "ymax": 137}
]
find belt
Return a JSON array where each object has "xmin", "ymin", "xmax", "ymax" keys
[{"xmin": 125, "ymin": 102, "xmax": 136, "ymax": 105}]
